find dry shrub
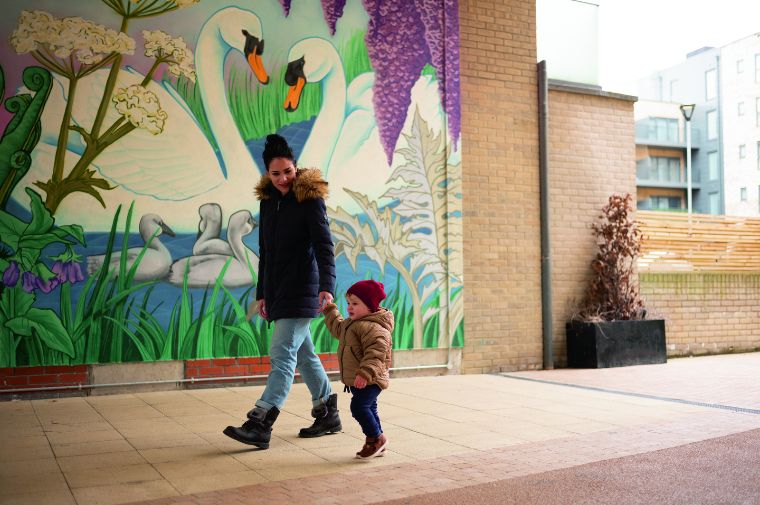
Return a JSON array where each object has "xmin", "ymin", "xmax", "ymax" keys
[{"xmin": 576, "ymin": 193, "xmax": 646, "ymax": 322}]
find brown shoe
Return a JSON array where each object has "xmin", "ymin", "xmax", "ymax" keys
[{"xmin": 355, "ymin": 433, "xmax": 388, "ymax": 459}]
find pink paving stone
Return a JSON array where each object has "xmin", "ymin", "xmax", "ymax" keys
[{"xmin": 93, "ymin": 354, "xmax": 760, "ymax": 505}]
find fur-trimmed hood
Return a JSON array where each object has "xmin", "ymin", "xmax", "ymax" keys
[{"xmin": 254, "ymin": 168, "xmax": 329, "ymax": 202}]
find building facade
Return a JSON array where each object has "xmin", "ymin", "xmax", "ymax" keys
[
  {"xmin": 636, "ymin": 47, "xmax": 722, "ymax": 214},
  {"xmin": 637, "ymin": 33, "xmax": 760, "ymax": 216},
  {"xmin": 634, "ymin": 100, "xmax": 695, "ymax": 212},
  {"xmin": 720, "ymin": 33, "xmax": 760, "ymax": 215}
]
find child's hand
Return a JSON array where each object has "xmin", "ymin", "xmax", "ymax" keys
[
  {"xmin": 353, "ymin": 375, "xmax": 367, "ymax": 389},
  {"xmin": 258, "ymin": 300, "xmax": 268, "ymax": 320},
  {"xmin": 318, "ymin": 291, "xmax": 333, "ymax": 310}
]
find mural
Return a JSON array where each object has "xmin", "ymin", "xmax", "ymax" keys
[{"xmin": 0, "ymin": 0, "xmax": 462, "ymax": 367}]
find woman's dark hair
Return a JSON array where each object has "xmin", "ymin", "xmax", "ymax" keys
[{"xmin": 262, "ymin": 134, "xmax": 295, "ymax": 170}]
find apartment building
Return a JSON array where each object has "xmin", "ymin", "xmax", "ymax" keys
[
  {"xmin": 634, "ymin": 100, "xmax": 697, "ymax": 211},
  {"xmin": 721, "ymin": 33, "xmax": 760, "ymax": 215},
  {"xmin": 637, "ymin": 32, "xmax": 760, "ymax": 216},
  {"xmin": 636, "ymin": 46, "xmax": 721, "ymax": 214}
]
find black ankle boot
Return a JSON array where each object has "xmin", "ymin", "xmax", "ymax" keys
[
  {"xmin": 299, "ymin": 393, "xmax": 342, "ymax": 438},
  {"xmin": 223, "ymin": 406, "xmax": 280, "ymax": 449}
]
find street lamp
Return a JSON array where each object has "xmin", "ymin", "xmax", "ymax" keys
[{"xmin": 680, "ymin": 104, "xmax": 696, "ymax": 227}]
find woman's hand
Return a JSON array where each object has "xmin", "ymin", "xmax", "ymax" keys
[
  {"xmin": 258, "ymin": 299, "xmax": 268, "ymax": 319},
  {"xmin": 353, "ymin": 375, "xmax": 367, "ymax": 389},
  {"xmin": 318, "ymin": 291, "xmax": 333, "ymax": 311}
]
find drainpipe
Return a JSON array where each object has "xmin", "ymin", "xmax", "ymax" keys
[{"xmin": 537, "ymin": 60, "xmax": 554, "ymax": 370}]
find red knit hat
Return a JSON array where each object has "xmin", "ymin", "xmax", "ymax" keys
[{"xmin": 346, "ymin": 280, "xmax": 386, "ymax": 312}]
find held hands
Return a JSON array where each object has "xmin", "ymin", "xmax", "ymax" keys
[
  {"xmin": 247, "ymin": 299, "xmax": 265, "ymax": 320},
  {"xmin": 318, "ymin": 291, "xmax": 333, "ymax": 313},
  {"xmin": 257, "ymin": 299, "xmax": 268, "ymax": 320},
  {"xmin": 353, "ymin": 374, "xmax": 367, "ymax": 389}
]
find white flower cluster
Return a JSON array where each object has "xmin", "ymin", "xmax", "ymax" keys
[
  {"xmin": 112, "ymin": 85, "xmax": 168, "ymax": 135},
  {"xmin": 142, "ymin": 30, "xmax": 196, "ymax": 82},
  {"xmin": 10, "ymin": 10, "xmax": 135, "ymax": 65}
]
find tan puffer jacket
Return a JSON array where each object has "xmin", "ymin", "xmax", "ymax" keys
[{"xmin": 322, "ymin": 303, "xmax": 394, "ymax": 389}]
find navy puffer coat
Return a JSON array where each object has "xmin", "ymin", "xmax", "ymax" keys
[{"xmin": 254, "ymin": 168, "xmax": 336, "ymax": 320}]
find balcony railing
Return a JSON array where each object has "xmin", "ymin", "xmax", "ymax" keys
[
  {"xmin": 635, "ymin": 122, "xmax": 702, "ymax": 148},
  {"xmin": 636, "ymin": 161, "xmax": 701, "ymax": 187}
]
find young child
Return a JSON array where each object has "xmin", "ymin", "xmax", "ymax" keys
[{"xmin": 321, "ymin": 279, "xmax": 394, "ymax": 459}]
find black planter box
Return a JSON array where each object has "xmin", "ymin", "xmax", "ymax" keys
[{"xmin": 566, "ymin": 319, "xmax": 666, "ymax": 368}]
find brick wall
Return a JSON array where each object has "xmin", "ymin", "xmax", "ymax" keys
[
  {"xmin": 460, "ymin": 0, "xmax": 543, "ymax": 373},
  {"xmin": 641, "ymin": 273, "xmax": 760, "ymax": 356},
  {"xmin": 547, "ymin": 87, "xmax": 637, "ymax": 366},
  {"xmin": 184, "ymin": 354, "xmax": 341, "ymax": 386},
  {"xmin": 0, "ymin": 365, "xmax": 88, "ymax": 392}
]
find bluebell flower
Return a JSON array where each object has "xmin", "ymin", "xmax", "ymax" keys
[
  {"xmin": 35, "ymin": 275, "xmax": 60, "ymax": 294},
  {"xmin": 1, "ymin": 261, "xmax": 20, "ymax": 287},
  {"xmin": 21, "ymin": 271, "xmax": 36, "ymax": 293},
  {"xmin": 52, "ymin": 260, "xmax": 84, "ymax": 284}
]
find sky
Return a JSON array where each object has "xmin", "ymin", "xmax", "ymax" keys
[{"xmin": 596, "ymin": 0, "xmax": 760, "ymax": 94}]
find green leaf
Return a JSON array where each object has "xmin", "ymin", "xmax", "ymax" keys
[
  {"xmin": 19, "ymin": 231, "xmax": 76, "ymax": 252},
  {"xmin": 5, "ymin": 307, "xmax": 75, "ymax": 357},
  {"xmin": 0, "ymin": 209, "xmax": 25, "ymax": 250},
  {"xmin": 51, "ymin": 225, "xmax": 86, "ymax": 246},
  {"xmin": 32, "ymin": 262, "xmax": 56, "ymax": 283},
  {"xmin": 18, "ymin": 246, "xmax": 40, "ymax": 271},
  {"xmin": 0, "ymin": 286, "xmax": 34, "ymax": 320},
  {"xmin": 24, "ymin": 188, "xmax": 54, "ymax": 235},
  {"xmin": 104, "ymin": 316, "xmax": 154, "ymax": 361}
]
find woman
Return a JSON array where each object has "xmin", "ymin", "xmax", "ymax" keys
[{"xmin": 223, "ymin": 134, "xmax": 341, "ymax": 449}]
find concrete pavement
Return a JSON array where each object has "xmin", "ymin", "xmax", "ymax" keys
[{"xmin": 1, "ymin": 352, "xmax": 758, "ymax": 505}]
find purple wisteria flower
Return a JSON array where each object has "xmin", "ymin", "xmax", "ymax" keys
[
  {"xmin": 52, "ymin": 260, "xmax": 84, "ymax": 284},
  {"xmin": 2, "ymin": 261, "xmax": 20, "ymax": 287}
]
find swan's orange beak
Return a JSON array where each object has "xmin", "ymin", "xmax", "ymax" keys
[
  {"xmin": 248, "ymin": 52, "xmax": 269, "ymax": 85},
  {"xmin": 284, "ymin": 76, "xmax": 305, "ymax": 112}
]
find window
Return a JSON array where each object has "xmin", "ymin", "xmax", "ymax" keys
[
  {"xmin": 646, "ymin": 117, "xmax": 679, "ymax": 142},
  {"xmin": 756, "ymin": 97, "xmax": 760, "ymax": 126},
  {"xmin": 738, "ymin": 101, "xmax": 745, "ymax": 116},
  {"xmin": 740, "ymin": 144, "xmax": 747, "ymax": 159},
  {"xmin": 738, "ymin": 59, "xmax": 744, "ymax": 74},
  {"xmin": 669, "ymin": 80, "xmax": 679, "ymax": 101},
  {"xmin": 741, "ymin": 187, "xmax": 748, "ymax": 201},
  {"xmin": 757, "ymin": 141, "xmax": 760, "ymax": 170},
  {"xmin": 705, "ymin": 68, "xmax": 717, "ymax": 99},
  {"xmin": 636, "ymin": 157, "xmax": 680, "ymax": 182},
  {"xmin": 708, "ymin": 151, "xmax": 719, "ymax": 180},
  {"xmin": 647, "ymin": 196, "xmax": 682, "ymax": 211},
  {"xmin": 709, "ymin": 192, "xmax": 720, "ymax": 214},
  {"xmin": 756, "ymin": 54, "xmax": 760, "ymax": 82},
  {"xmin": 707, "ymin": 110, "xmax": 718, "ymax": 139}
]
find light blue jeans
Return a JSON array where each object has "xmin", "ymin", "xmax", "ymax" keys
[{"xmin": 254, "ymin": 318, "xmax": 332, "ymax": 412}]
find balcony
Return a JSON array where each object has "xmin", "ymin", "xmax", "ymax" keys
[
  {"xmin": 635, "ymin": 121, "xmax": 702, "ymax": 150},
  {"xmin": 636, "ymin": 160, "xmax": 701, "ymax": 189}
]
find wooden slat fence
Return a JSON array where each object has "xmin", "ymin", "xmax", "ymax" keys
[{"xmin": 637, "ymin": 211, "xmax": 760, "ymax": 272}]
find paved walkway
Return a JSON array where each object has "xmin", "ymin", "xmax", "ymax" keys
[
  {"xmin": 377, "ymin": 428, "xmax": 760, "ymax": 505},
  {"xmin": 1, "ymin": 353, "xmax": 759, "ymax": 505}
]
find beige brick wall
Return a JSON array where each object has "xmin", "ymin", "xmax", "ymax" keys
[
  {"xmin": 547, "ymin": 89, "xmax": 637, "ymax": 367},
  {"xmin": 460, "ymin": 0, "xmax": 542, "ymax": 372},
  {"xmin": 641, "ymin": 273, "xmax": 760, "ymax": 356},
  {"xmin": 460, "ymin": 2, "xmax": 637, "ymax": 371}
]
